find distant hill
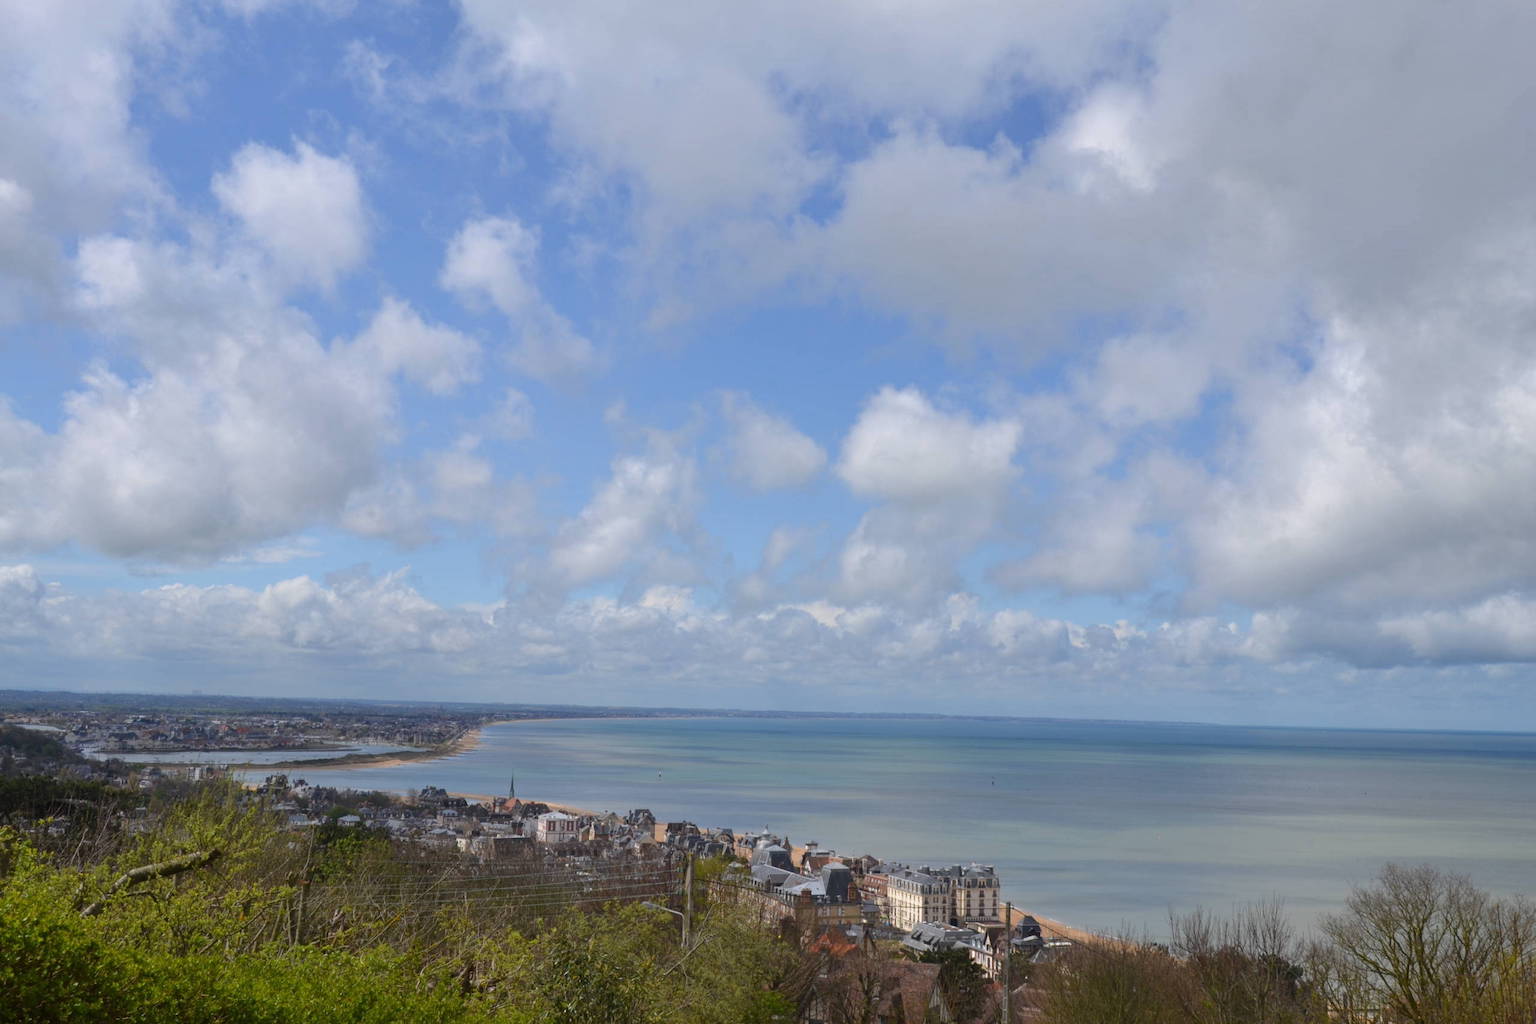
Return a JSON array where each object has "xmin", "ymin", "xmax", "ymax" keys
[{"xmin": 0, "ymin": 723, "xmax": 85, "ymax": 773}]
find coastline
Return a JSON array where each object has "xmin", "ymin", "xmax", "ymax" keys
[
  {"xmin": 1002, "ymin": 904, "xmax": 1105, "ymax": 947},
  {"xmin": 250, "ymin": 717, "xmax": 1105, "ymax": 945},
  {"xmin": 450, "ymin": 791, "xmax": 601, "ymax": 817},
  {"xmin": 225, "ymin": 718, "xmax": 528, "ymax": 771}
]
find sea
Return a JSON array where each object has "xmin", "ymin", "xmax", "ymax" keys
[{"xmin": 249, "ymin": 715, "xmax": 1536, "ymax": 937}]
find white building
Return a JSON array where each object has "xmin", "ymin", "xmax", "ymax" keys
[
  {"xmin": 535, "ymin": 810, "xmax": 580, "ymax": 843},
  {"xmin": 884, "ymin": 863, "xmax": 1002, "ymax": 929},
  {"xmin": 887, "ymin": 867, "xmax": 953, "ymax": 931},
  {"xmin": 942, "ymin": 864, "xmax": 1002, "ymax": 923}
]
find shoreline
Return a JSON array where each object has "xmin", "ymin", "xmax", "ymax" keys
[
  {"xmin": 449, "ymin": 791, "xmax": 602, "ymax": 817},
  {"xmin": 242, "ymin": 718, "xmax": 541, "ymax": 771},
  {"xmin": 1002, "ymin": 904, "xmax": 1105, "ymax": 947},
  {"xmin": 242, "ymin": 719, "xmax": 1104, "ymax": 944}
]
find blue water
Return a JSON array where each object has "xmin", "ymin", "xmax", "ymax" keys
[{"xmin": 270, "ymin": 716, "xmax": 1536, "ymax": 935}]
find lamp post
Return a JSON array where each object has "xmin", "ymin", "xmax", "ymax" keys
[
  {"xmin": 643, "ymin": 852, "xmax": 693, "ymax": 949},
  {"xmin": 641, "ymin": 901, "xmax": 687, "ymax": 949}
]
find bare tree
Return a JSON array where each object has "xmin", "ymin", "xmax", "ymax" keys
[{"xmin": 1322, "ymin": 863, "xmax": 1536, "ymax": 1024}]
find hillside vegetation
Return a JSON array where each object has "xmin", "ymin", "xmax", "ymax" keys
[{"xmin": 3, "ymin": 777, "xmax": 1534, "ymax": 1023}]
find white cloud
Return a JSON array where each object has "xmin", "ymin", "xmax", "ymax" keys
[
  {"xmin": 719, "ymin": 392, "xmax": 825, "ymax": 491},
  {"xmin": 340, "ymin": 470, "xmax": 431, "ymax": 547},
  {"xmin": 838, "ymin": 387, "xmax": 1019, "ymax": 502},
  {"xmin": 440, "ymin": 215, "xmax": 602, "ymax": 381},
  {"xmin": 0, "ymin": 226, "xmax": 488, "ymax": 561},
  {"xmin": 1379, "ymin": 596, "xmax": 1536, "ymax": 665},
  {"xmin": 453, "ymin": 0, "xmax": 1150, "ymax": 228},
  {"xmin": 836, "ymin": 510, "xmax": 953, "ymax": 604},
  {"xmin": 815, "ymin": 128, "xmax": 1193, "ymax": 353},
  {"xmin": 831, "ymin": 387, "xmax": 1022, "ymax": 603},
  {"xmin": 440, "ymin": 215, "xmax": 543, "ymax": 316},
  {"xmin": 1189, "ymin": 298, "xmax": 1536, "ymax": 611},
  {"xmin": 0, "ymin": 2, "xmax": 184, "ymax": 317},
  {"xmin": 548, "ymin": 441, "xmax": 699, "ymax": 587},
  {"xmin": 350, "ymin": 297, "xmax": 480, "ymax": 396},
  {"xmin": 996, "ymin": 452, "xmax": 1201, "ymax": 595},
  {"xmin": 212, "ymin": 141, "xmax": 369, "ymax": 291},
  {"xmin": 4, "ymin": 557, "xmax": 1530, "ymax": 722},
  {"xmin": 506, "ymin": 316, "xmax": 603, "ymax": 382},
  {"xmin": 0, "ymin": 563, "xmax": 46, "ymax": 640},
  {"xmin": 427, "ymin": 435, "xmax": 539, "ymax": 537}
]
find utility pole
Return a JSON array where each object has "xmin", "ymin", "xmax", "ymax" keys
[
  {"xmin": 1001, "ymin": 901, "xmax": 1012, "ymax": 1024},
  {"xmin": 683, "ymin": 853, "xmax": 694, "ymax": 950}
]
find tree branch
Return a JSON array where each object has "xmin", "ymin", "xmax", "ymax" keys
[{"xmin": 80, "ymin": 849, "xmax": 222, "ymax": 917}]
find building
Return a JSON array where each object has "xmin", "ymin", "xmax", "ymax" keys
[
  {"xmin": 535, "ymin": 810, "xmax": 579, "ymax": 843},
  {"xmin": 886, "ymin": 867, "xmax": 953, "ymax": 931},
  {"xmin": 720, "ymin": 861, "xmax": 866, "ymax": 930},
  {"xmin": 936, "ymin": 863, "xmax": 1002, "ymax": 924},
  {"xmin": 883, "ymin": 863, "xmax": 1002, "ymax": 929}
]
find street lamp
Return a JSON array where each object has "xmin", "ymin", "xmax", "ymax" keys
[
  {"xmin": 641, "ymin": 901, "xmax": 683, "ymax": 918},
  {"xmin": 641, "ymin": 901, "xmax": 687, "ymax": 948}
]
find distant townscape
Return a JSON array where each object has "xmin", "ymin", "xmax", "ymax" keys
[
  {"xmin": 6, "ymin": 695, "xmax": 1533, "ymax": 1022},
  {"xmin": 3, "ymin": 693, "xmax": 1073, "ymax": 1017},
  {"xmin": 252, "ymin": 771, "xmax": 1067, "ymax": 983}
]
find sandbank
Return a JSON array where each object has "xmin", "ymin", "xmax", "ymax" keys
[
  {"xmin": 253, "ymin": 717, "xmax": 542, "ymax": 771},
  {"xmin": 449, "ymin": 792, "xmax": 601, "ymax": 817}
]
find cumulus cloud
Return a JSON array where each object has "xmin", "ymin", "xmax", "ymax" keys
[
  {"xmin": 0, "ymin": 221, "xmax": 490, "ymax": 562},
  {"xmin": 837, "ymin": 387, "xmax": 1019, "ymax": 502},
  {"xmin": 831, "ymin": 387, "xmax": 1022, "ymax": 603},
  {"xmin": 1189, "ymin": 298, "xmax": 1536, "ymax": 611},
  {"xmin": 350, "ymin": 297, "xmax": 480, "ymax": 396},
  {"xmin": 440, "ymin": 215, "xmax": 602, "ymax": 381},
  {"xmin": 453, "ymin": 0, "xmax": 1149, "ymax": 227},
  {"xmin": 3, "ymin": 556, "xmax": 1530, "ymax": 721},
  {"xmin": 0, "ymin": 2, "xmax": 188, "ymax": 317},
  {"xmin": 8, "ymin": 0, "xmax": 1536, "ymax": 717},
  {"xmin": 718, "ymin": 392, "xmax": 825, "ymax": 491},
  {"xmin": 548, "ymin": 440, "xmax": 699, "ymax": 587},
  {"xmin": 212, "ymin": 141, "xmax": 369, "ymax": 290}
]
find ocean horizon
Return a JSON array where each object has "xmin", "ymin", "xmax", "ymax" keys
[{"xmin": 252, "ymin": 713, "xmax": 1536, "ymax": 937}]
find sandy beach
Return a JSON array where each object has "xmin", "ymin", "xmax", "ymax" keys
[
  {"xmin": 1003, "ymin": 904, "xmax": 1105, "ymax": 947},
  {"xmin": 449, "ymin": 791, "xmax": 601, "ymax": 817},
  {"xmin": 256, "ymin": 718, "xmax": 532, "ymax": 771}
]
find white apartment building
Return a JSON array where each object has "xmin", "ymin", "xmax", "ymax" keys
[
  {"xmin": 884, "ymin": 863, "xmax": 1001, "ymax": 929},
  {"xmin": 535, "ymin": 810, "xmax": 579, "ymax": 843},
  {"xmin": 944, "ymin": 864, "xmax": 1002, "ymax": 923}
]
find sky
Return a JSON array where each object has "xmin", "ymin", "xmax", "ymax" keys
[{"xmin": 2, "ymin": 0, "xmax": 1536, "ymax": 729}]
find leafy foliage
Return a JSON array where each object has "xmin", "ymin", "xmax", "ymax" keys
[{"xmin": 0, "ymin": 785, "xmax": 801, "ymax": 1024}]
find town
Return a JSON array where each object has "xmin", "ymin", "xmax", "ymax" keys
[
  {"xmin": 2, "ymin": 706, "xmax": 1072, "ymax": 1022},
  {"xmin": 246, "ymin": 769, "xmax": 1073, "ymax": 991}
]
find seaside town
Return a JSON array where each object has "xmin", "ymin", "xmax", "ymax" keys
[
  {"xmin": 3, "ymin": 698, "xmax": 1075, "ymax": 1021},
  {"xmin": 7, "ymin": 697, "xmax": 1530, "ymax": 1022}
]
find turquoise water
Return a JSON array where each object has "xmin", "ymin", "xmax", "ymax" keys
[{"xmin": 272, "ymin": 716, "xmax": 1536, "ymax": 935}]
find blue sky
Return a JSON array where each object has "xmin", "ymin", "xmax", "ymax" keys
[{"xmin": 3, "ymin": 0, "xmax": 1536, "ymax": 729}]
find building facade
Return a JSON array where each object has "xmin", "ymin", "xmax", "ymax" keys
[
  {"xmin": 884, "ymin": 863, "xmax": 1002, "ymax": 929},
  {"xmin": 535, "ymin": 810, "xmax": 579, "ymax": 843},
  {"xmin": 886, "ymin": 867, "xmax": 953, "ymax": 931}
]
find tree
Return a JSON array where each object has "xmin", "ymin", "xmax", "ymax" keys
[
  {"xmin": 919, "ymin": 948, "xmax": 991, "ymax": 1021},
  {"xmin": 1031, "ymin": 939, "xmax": 1187, "ymax": 1024},
  {"xmin": 1169, "ymin": 901, "xmax": 1322, "ymax": 1024},
  {"xmin": 1322, "ymin": 863, "xmax": 1536, "ymax": 1024}
]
